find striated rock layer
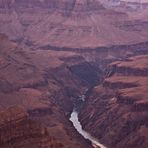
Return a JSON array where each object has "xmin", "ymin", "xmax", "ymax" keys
[
  {"xmin": 79, "ymin": 54, "xmax": 148, "ymax": 148},
  {"xmin": 0, "ymin": 0, "xmax": 148, "ymax": 48},
  {"xmin": 0, "ymin": 34, "xmax": 93, "ymax": 148},
  {"xmin": 0, "ymin": 106, "xmax": 64, "ymax": 148},
  {"xmin": 0, "ymin": 30, "xmax": 148, "ymax": 147}
]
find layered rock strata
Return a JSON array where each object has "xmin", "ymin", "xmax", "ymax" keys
[{"xmin": 79, "ymin": 54, "xmax": 148, "ymax": 148}]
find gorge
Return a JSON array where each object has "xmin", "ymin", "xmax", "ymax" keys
[
  {"xmin": 0, "ymin": 0, "xmax": 148, "ymax": 148},
  {"xmin": 70, "ymin": 102, "xmax": 107, "ymax": 148}
]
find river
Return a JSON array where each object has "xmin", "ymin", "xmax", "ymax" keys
[{"xmin": 70, "ymin": 109, "xmax": 107, "ymax": 148}]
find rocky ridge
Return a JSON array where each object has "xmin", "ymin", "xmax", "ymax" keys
[
  {"xmin": 0, "ymin": 34, "xmax": 93, "ymax": 148},
  {"xmin": 0, "ymin": 0, "xmax": 148, "ymax": 48},
  {"xmin": 0, "ymin": 1, "xmax": 148, "ymax": 145},
  {"xmin": 79, "ymin": 54, "xmax": 148, "ymax": 148},
  {"xmin": 0, "ymin": 28, "xmax": 148, "ymax": 147},
  {"xmin": 0, "ymin": 106, "xmax": 64, "ymax": 148}
]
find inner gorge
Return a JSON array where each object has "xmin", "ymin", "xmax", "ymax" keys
[{"xmin": 0, "ymin": 0, "xmax": 148, "ymax": 148}]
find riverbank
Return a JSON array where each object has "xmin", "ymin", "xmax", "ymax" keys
[{"xmin": 70, "ymin": 109, "xmax": 106, "ymax": 148}]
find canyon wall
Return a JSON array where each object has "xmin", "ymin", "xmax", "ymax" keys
[
  {"xmin": 79, "ymin": 54, "xmax": 148, "ymax": 148},
  {"xmin": 0, "ymin": 34, "xmax": 94, "ymax": 148},
  {"xmin": 0, "ymin": 0, "xmax": 148, "ymax": 146},
  {"xmin": 0, "ymin": 106, "xmax": 64, "ymax": 148},
  {"xmin": 0, "ymin": 30, "xmax": 148, "ymax": 147},
  {"xmin": 0, "ymin": 0, "xmax": 148, "ymax": 48}
]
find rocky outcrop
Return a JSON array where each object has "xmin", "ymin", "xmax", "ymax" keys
[
  {"xmin": 0, "ymin": 0, "xmax": 148, "ymax": 48},
  {"xmin": 0, "ymin": 106, "xmax": 64, "ymax": 148},
  {"xmin": 0, "ymin": 0, "xmax": 104, "ymax": 10},
  {"xmin": 79, "ymin": 55, "xmax": 148, "ymax": 148},
  {"xmin": 0, "ymin": 34, "xmax": 96, "ymax": 148},
  {"xmin": 0, "ymin": 1, "xmax": 147, "ymax": 148}
]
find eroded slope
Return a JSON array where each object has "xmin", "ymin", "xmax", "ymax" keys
[
  {"xmin": 79, "ymin": 54, "xmax": 148, "ymax": 148},
  {"xmin": 0, "ymin": 0, "xmax": 148, "ymax": 48},
  {"xmin": 0, "ymin": 34, "xmax": 92, "ymax": 148}
]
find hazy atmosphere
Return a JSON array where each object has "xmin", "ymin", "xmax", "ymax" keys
[{"xmin": 0, "ymin": 0, "xmax": 148, "ymax": 148}]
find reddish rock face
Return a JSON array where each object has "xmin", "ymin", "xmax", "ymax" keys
[
  {"xmin": 0, "ymin": 0, "xmax": 148, "ymax": 48},
  {"xmin": 0, "ymin": 0, "xmax": 104, "ymax": 9},
  {"xmin": 0, "ymin": 106, "xmax": 66, "ymax": 148},
  {"xmin": 0, "ymin": 30, "xmax": 148, "ymax": 147},
  {"xmin": 0, "ymin": 34, "xmax": 94, "ymax": 148},
  {"xmin": 79, "ymin": 54, "xmax": 148, "ymax": 148},
  {"xmin": 0, "ymin": 1, "xmax": 148, "ymax": 148},
  {"xmin": 0, "ymin": 29, "xmax": 148, "ymax": 144}
]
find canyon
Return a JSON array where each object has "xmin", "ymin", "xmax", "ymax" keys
[
  {"xmin": 0, "ymin": 0, "xmax": 148, "ymax": 48},
  {"xmin": 79, "ymin": 54, "xmax": 148, "ymax": 148},
  {"xmin": 0, "ymin": 0, "xmax": 148, "ymax": 148}
]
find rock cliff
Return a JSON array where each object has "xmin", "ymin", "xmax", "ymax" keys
[
  {"xmin": 0, "ymin": 34, "xmax": 93, "ymax": 148},
  {"xmin": 0, "ymin": 0, "xmax": 148, "ymax": 48},
  {"xmin": 79, "ymin": 54, "xmax": 148, "ymax": 148},
  {"xmin": 0, "ymin": 106, "xmax": 64, "ymax": 148}
]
